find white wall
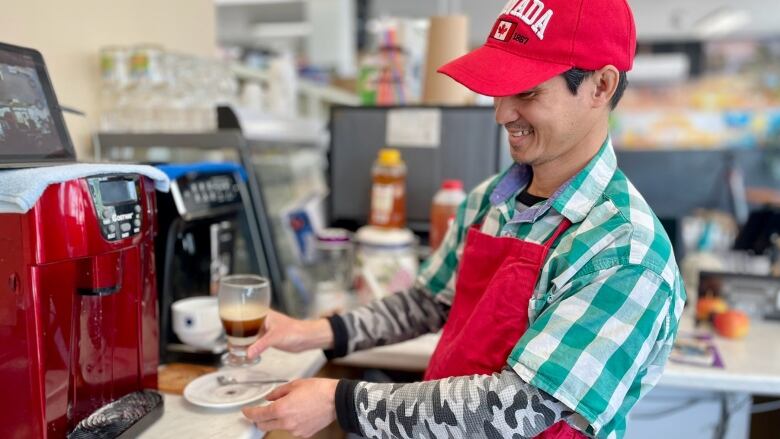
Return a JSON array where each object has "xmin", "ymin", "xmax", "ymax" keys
[
  {"xmin": 307, "ymin": 0, "xmax": 357, "ymax": 76},
  {"xmin": 0, "ymin": 0, "xmax": 217, "ymax": 158}
]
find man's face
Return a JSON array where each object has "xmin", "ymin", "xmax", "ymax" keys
[{"xmin": 494, "ymin": 75, "xmax": 597, "ymax": 167}]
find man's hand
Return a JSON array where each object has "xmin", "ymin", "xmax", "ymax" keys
[
  {"xmin": 241, "ymin": 378, "xmax": 338, "ymax": 438},
  {"xmin": 247, "ymin": 311, "xmax": 334, "ymax": 358}
]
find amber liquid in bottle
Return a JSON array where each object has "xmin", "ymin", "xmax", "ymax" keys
[
  {"xmin": 369, "ymin": 149, "xmax": 406, "ymax": 228},
  {"xmin": 429, "ymin": 180, "xmax": 465, "ymax": 250},
  {"xmin": 429, "ymin": 202, "xmax": 457, "ymax": 250}
]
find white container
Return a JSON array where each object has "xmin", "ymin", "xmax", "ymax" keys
[
  {"xmin": 354, "ymin": 226, "xmax": 417, "ymax": 303},
  {"xmin": 171, "ymin": 296, "xmax": 224, "ymax": 351}
]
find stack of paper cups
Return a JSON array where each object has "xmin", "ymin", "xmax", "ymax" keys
[{"xmin": 422, "ymin": 15, "xmax": 472, "ymax": 105}]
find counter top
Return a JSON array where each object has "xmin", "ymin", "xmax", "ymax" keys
[
  {"xmin": 139, "ymin": 348, "xmax": 326, "ymax": 439},
  {"xmin": 333, "ymin": 311, "xmax": 780, "ymax": 396},
  {"xmin": 136, "ymin": 311, "xmax": 778, "ymax": 438},
  {"xmin": 659, "ymin": 312, "xmax": 780, "ymax": 396}
]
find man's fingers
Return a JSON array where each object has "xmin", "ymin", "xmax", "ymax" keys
[
  {"xmin": 255, "ymin": 418, "xmax": 286, "ymax": 433},
  {"xmin": 247, "ymin": 312, "xmax": 284, "ymax": 358},
  {"xmin": 242, "ymin": 403, "xmax": 278, "ymax": 423},
  {"xmin": 247, "ymin": 331, "xmax": 276, "ymax": 358},
  {"xmin": 265, "ymin": 382, "xmax": 293, "ymax": 401}
]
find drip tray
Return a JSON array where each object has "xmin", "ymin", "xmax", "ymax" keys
[{"xmin": 67, "ymin": 390, "xmax": 163, "ymax": 439}]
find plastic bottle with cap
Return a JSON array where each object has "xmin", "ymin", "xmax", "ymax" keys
[
  {"xmin": 369, "ymin": 148, "xmax": 406, "ymax": 229},
  {"xmin": 429, "ymin": 179, "xmax": 466, "ymax": 251}
]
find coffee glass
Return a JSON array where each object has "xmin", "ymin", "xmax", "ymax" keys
[{"xmin": 217, "ymin": 274, "xmax": 270, "ymax": 367}]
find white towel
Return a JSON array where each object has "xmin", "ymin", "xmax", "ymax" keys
[{"xmin": 0, "ymin": 163, "xmax": 170, "ymax": 214}]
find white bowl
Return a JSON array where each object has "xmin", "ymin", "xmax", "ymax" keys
[{"xmin": 172, "ymin": 296, "xmax": 223, "ymax": 350}]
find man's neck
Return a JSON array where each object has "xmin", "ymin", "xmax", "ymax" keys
[{"xmin": 527, "ymin": 121, "xmax": 608, "ymax": 198}]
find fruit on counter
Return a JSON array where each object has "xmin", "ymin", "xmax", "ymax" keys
[
  {"xmin": 696, "ymin": 296, "xmax": 728, "ymax": 322},
  {"xmin": 713, "ymin": 310, "xmax": 750, "ymax": 339}
]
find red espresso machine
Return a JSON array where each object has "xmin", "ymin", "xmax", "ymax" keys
[{"xmin": 0, "ymin": 42, "xmax": 162, "ymax": 437}]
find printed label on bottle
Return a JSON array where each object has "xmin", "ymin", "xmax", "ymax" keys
[{"xmin": 371, "ymin": 184, "xmax": 395, "ymax": 224}]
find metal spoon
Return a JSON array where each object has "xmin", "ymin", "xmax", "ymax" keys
[{"xmin": 216, "ymin": 375, "xmax": 287, "ymax": 386}]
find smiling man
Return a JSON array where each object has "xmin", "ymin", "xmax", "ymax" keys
[{"xmin": 241, "ymin": 0, "xmax": 686, "ymax": 437}]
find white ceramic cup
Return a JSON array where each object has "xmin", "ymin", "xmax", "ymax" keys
[{"xmin": 171, "ymin": 296, "xmax": 223, "ymax": 351}]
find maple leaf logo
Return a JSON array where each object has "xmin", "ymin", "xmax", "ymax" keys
[{"xmin": 493, "ymin": 20, "xmax": 514, "ymax": 41}]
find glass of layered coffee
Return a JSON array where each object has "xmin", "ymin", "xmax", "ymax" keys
[{"xmin": 217, "ymin": 274, "xmax": 270, "ymax": 367}]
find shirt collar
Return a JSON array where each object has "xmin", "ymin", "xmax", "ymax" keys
[{"xmin": 489, "ymin": 137, "xmax": 617, "ymax": 224}]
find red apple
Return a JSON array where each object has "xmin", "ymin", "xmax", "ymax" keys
[
  {"xmin": 696, "ymin": 296, "xmax": 728, "ymax": 322},
  {"xmin": 713, "ymin": 310, "xmax": 750, "ymax": 339}
]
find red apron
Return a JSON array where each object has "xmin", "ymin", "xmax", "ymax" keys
[{"xmin": 424, "ymin": 218, "xmax": 585, "ymax": 439}]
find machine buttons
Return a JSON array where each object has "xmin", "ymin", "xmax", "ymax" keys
[
  {"xmin": 108, "ymin": 224, "xmax": 117, "ymax": 232},
  {"xmin": 120, "ymin": 223, "xmax": 131, "ymax": 233},
  {"xmin": 135, "ymin": 205, "xmax": 142, "ymax": 213},
  {"xmin": 134, "ymin": 219, "xmax": 141, "ymax": 227},
  {"xmin": 102, "ymin": 209, "xmax": 112, "ymax": 219},
  {"xmin": 172, "ymin": 173, "xmax": 243, "ymax": 219}
]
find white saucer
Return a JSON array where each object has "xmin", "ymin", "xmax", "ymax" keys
[{"xmin": 183, "ymin": 369, "xmax": 278, "ymax": 409}]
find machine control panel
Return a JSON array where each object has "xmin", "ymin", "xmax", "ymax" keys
[
  {"xmin": 88, "ymin": 175, "xmax": 143, "ymax": 241},
  {"xmin": 170, "ymin": 172, "xmax": 242, "ymax": 220}
]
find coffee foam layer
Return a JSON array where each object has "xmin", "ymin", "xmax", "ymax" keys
[{"xmin": 219, "ymin": 303, "xmax": 269, "ymax": 320}]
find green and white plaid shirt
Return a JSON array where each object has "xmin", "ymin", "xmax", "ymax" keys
[{"xmin": 417, "ymin": 137, "xmax": 687, "ymax": 438}]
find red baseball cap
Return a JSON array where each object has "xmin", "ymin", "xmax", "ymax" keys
[{"xmin": 438, "ymin": 0, "xmax": 636, "ymax": 97}]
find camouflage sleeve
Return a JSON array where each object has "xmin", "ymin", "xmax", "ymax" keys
[
  {"xmin": 325, "ymin": 287, "xmax": 450, "ymax": 358},
  {"xmin": 335, "ymin": 367, "xmax": 588, "ymax": 439}
]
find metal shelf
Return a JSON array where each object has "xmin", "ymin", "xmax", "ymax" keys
[{"xmin": 94, "ymin": 131, "xmax": 243, "ymax": 150}]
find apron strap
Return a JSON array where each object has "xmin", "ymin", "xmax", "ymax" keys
[{"xmin": 543, "ymin": 218, "xmax": 572, "ymax": 250}]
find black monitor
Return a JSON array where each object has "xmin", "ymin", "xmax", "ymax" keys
[
  {"xmin": 0, "ymin": 42, "xmax": 76, "ymax": 168},
  {"xmin": 328, "ymin": 105, "xmax": 506, "ymax": 233}
]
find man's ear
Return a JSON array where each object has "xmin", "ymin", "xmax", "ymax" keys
[{"xmin": 590, "ymin": 65, "xmax": 619, "ymax": 109}]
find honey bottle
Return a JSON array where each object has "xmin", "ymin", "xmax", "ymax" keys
[{"xmin": 369, "ymin": 148, "xmax": 406, "ymax": 228}]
